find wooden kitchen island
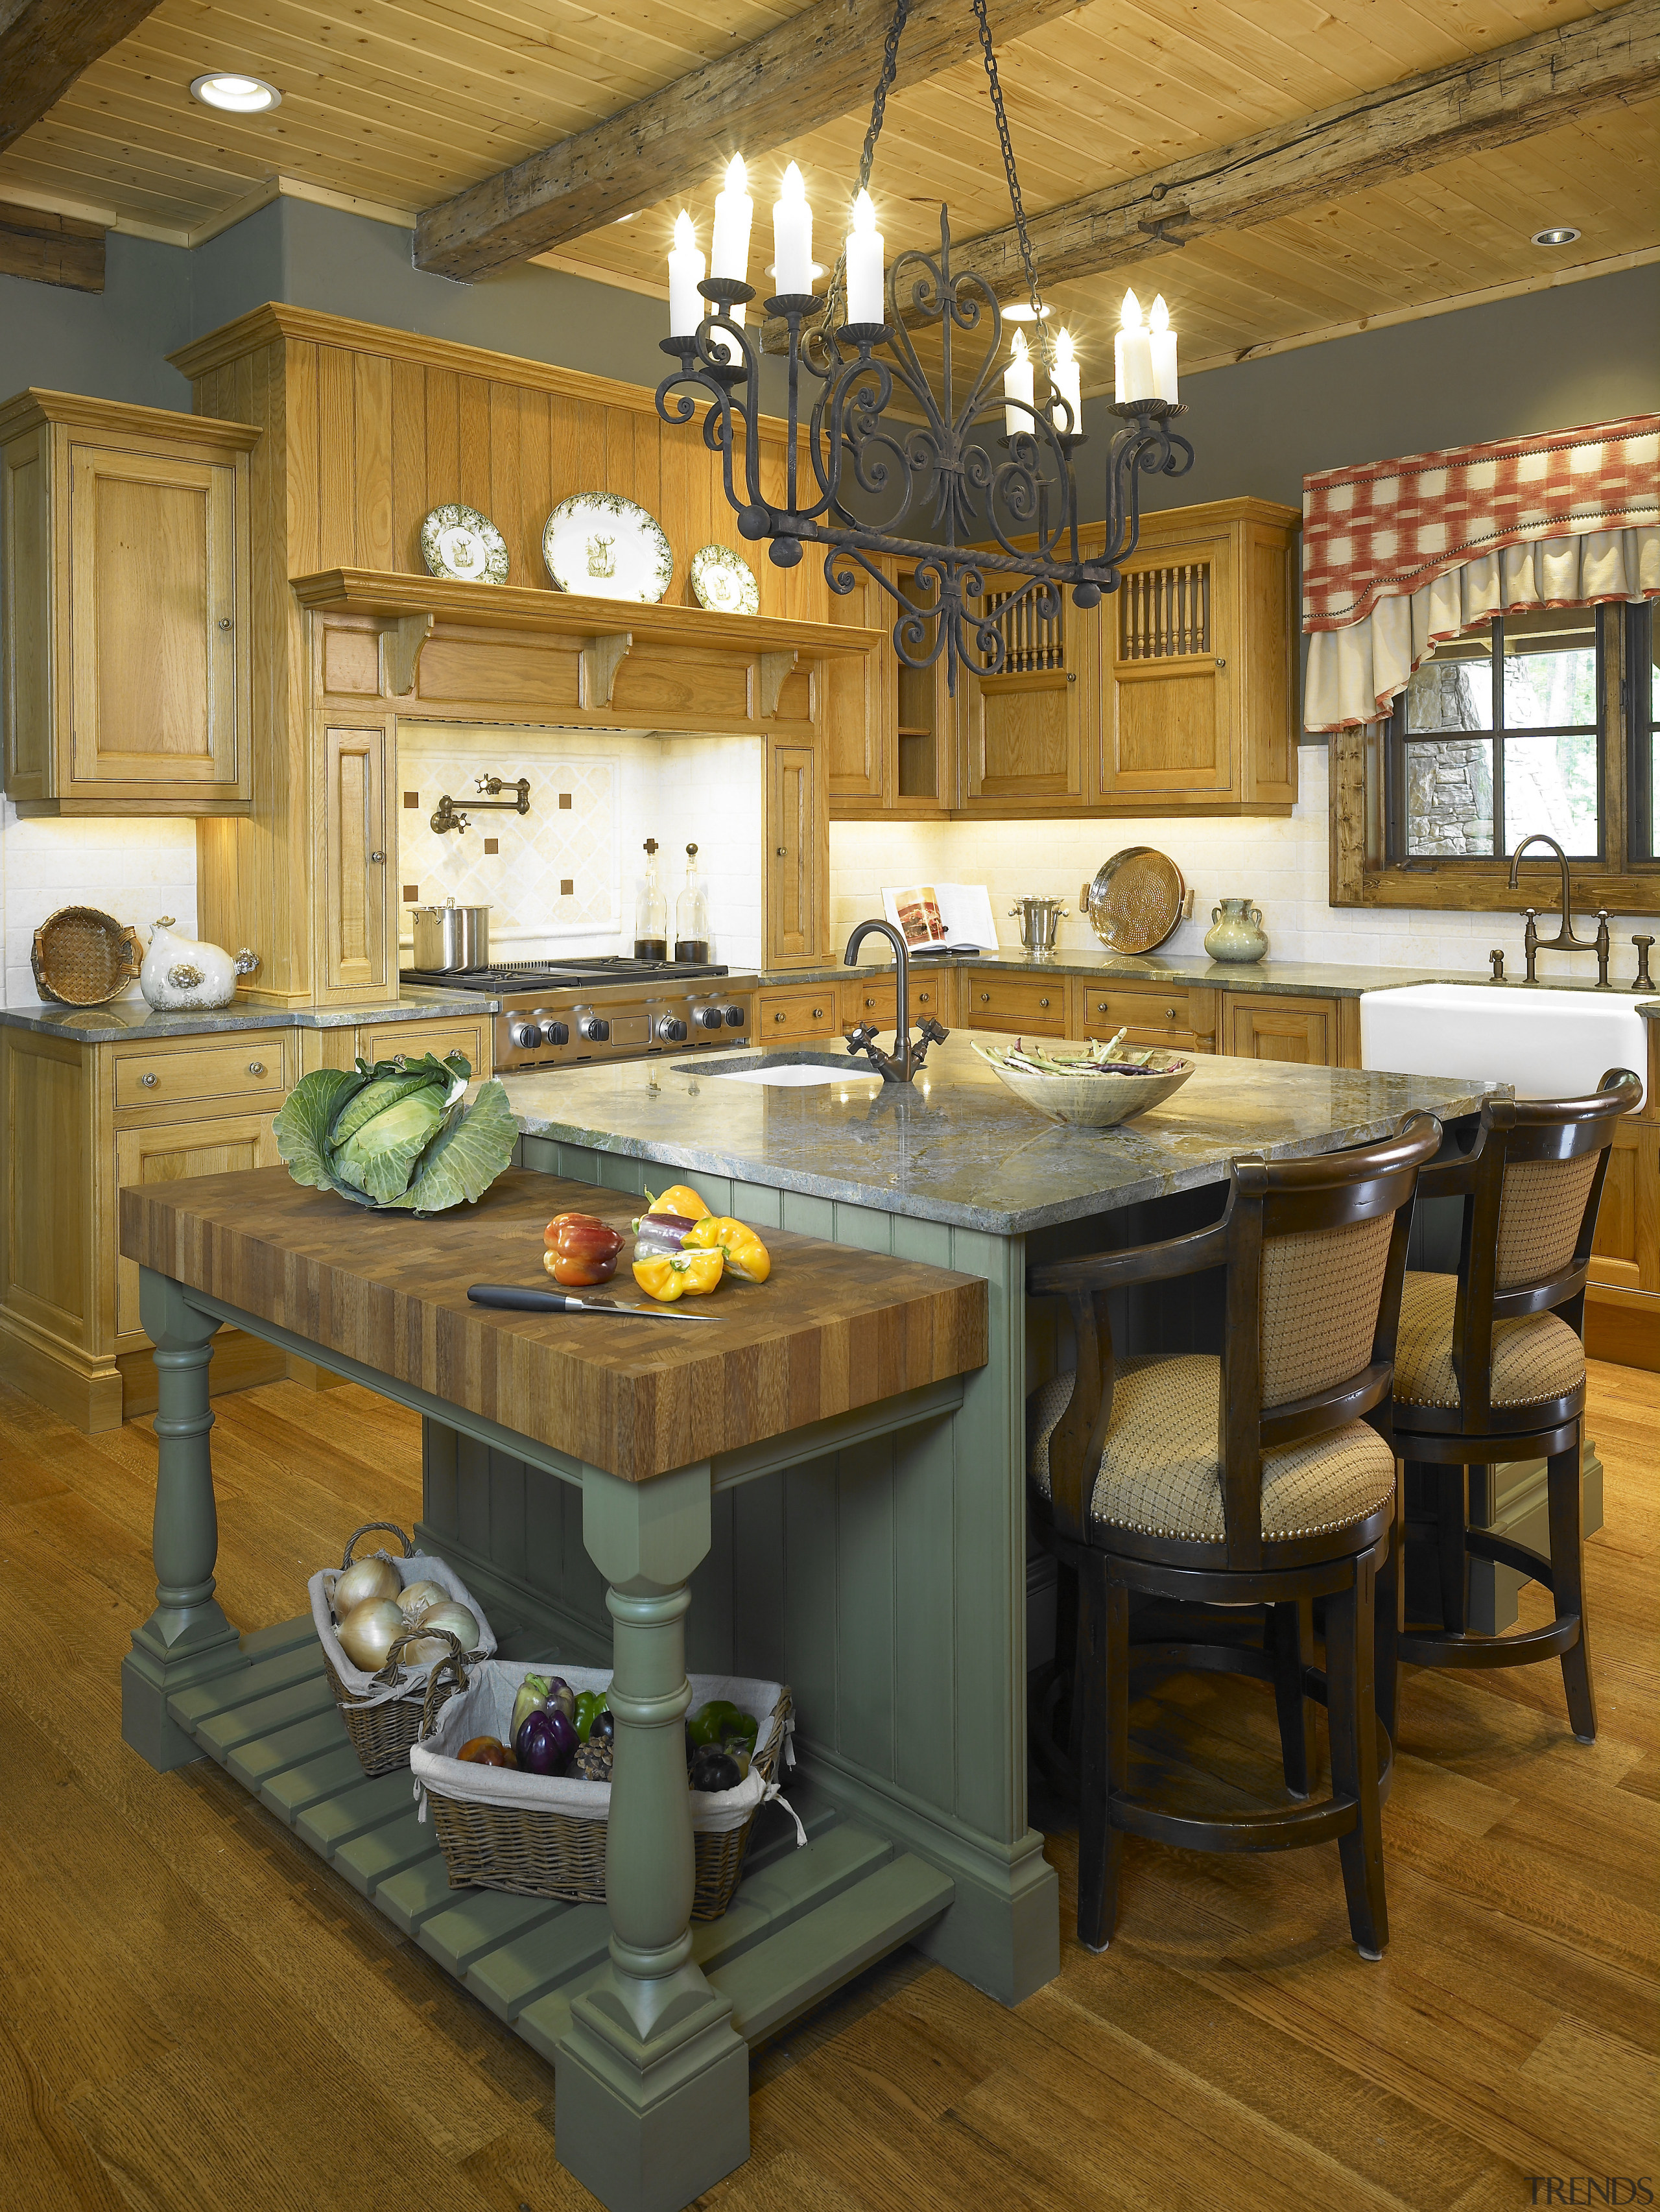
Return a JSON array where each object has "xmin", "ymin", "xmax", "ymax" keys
[{"xmin": 117, "ymin": 1165, "xmax": 987, "ymax": 2212}]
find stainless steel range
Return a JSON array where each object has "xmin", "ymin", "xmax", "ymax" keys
[{"xmin": 399, "ymin": 956, "xmax": 757, "ymax": 1075}]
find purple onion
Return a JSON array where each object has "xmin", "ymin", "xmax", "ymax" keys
[{"xmin": 632, "ymin": 1211, "xmax": 700, "ymax": 1258}]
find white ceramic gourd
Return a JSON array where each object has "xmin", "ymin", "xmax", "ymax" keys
[{"xmin": 139, "ymin": 917, "xmax": 261, "ymax": 1011}]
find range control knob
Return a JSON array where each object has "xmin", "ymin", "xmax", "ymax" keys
[
  {"xmin": 655, "ymin": 1015, "xmax": 688, "ymax": 1042},
  {"xmin": 508, "ymin": 1019, "xmax": 541, "ymax": 1049},
  {"xmin": 543, "ymin": 1019, "xmax": 569, "ymax": 1047},
  {"xmin": 722, "ymin": 1005, "xmax": 745, "ymax": 1027},
  {"xmin": 577, "ymin": 1014, "xmax": 610, "ymax": 1043},
  {"xmin": 695, "ymin": 1006, "xmax": 725, "ymax": 1030}
]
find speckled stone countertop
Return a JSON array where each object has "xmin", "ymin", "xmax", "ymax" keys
[
  {"xmin": 504, "ymin": 1032, "xmax": 1494, "ymax": 1236},
  {"xmin": 757, "ymin": 947, "xmax": 1657, "ymax": 999},
  {"xmin": 0, "ymin": 986, "xmax": 484, "ymax": 1043}
]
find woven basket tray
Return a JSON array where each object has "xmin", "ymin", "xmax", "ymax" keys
[
  {"xmin": 318, "ymin": 1521, "xmax": 473, "ymax": 1776},
  {"xmin": 415, "ymin": 1659, "xmax": 792, "ymax": 1918},
  {"xmin": 30, "ymin": 907, "xmax": 141, "ymax": 1005}
]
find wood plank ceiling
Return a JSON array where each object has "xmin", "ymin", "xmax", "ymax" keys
[{"xmin": 0, "ymin": 0, "xmax": 1652, "ymax": 379}]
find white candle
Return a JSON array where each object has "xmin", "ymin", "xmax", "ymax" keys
[
  {"xmin": 1114, "ymin": 288, "xmax": 1154, "ymax": 404},
  {"xmin": 1149, "ymin": 293, "xmax": 1179, "ymax": 403},
  {"xmin": 1049, "ymin": 325, "xmax": 1081, "ymax": 434},
  {"xmin": 668, "ymin": 209, "xmax": 705, "ymax": 338},
  {"xmin": 844, "ymin": 189, "xmax": 884, "ymax": 325},
  {"xmin": 1003, "ymin": 329, "xmax": 1034, "ymax": 436},
  {"xmin": 772, "ymin": 160, "xmax": 813, "ymax": 296},
  {"xmin": 710, "ymin": 152, "xmax": 753, "ymax": 285}
]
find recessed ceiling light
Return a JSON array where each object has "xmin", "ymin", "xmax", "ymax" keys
[
  {"xmin": 190, "ymin": 72, "xmax": 282, "ymax": 114},
  {"xmin": 1531, "ymin": 226, "xmax": 1580, "ymax": 246},
  {"xmin": 1002, "ymin": 301, "xmax": 1051, "ymax": 322}
]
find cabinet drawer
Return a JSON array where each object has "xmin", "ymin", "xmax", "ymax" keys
[
  {"xmin": 361, "ymin": 1019, "xmax": 492, "ymax": 1078},
  {"xmin": 758, "ymin": 989, "xmax": 839, "ymax": 1042},
  {"xmin": 1074, "ymin": 983, "xmax": 1194, "ymax": 1035},
  {"xmin": 113, "ymin": 1040, "xmax": 287, "ymax": 1110},
  {"xmin": 961, "ymin": 969, "xmax": 1067, "ymax": 1034}
]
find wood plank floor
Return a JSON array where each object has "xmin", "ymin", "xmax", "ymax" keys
[{"xmin": 1, "ymin": 1364, "xmax": 1654, "ymax": 2211}]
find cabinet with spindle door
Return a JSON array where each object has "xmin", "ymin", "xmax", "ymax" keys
[
  {"xmin": 1090, "ymin": 497, "xmax": 1299, "ymax": 813},
  {"xmin": 954, "ymin": 569, "xmax": 1091, "ymax": 814}
]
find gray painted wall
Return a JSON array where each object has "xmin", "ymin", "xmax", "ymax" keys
[{"xmin": 2, "ymin": 193, "xmax": 1652, "ymax": 520}]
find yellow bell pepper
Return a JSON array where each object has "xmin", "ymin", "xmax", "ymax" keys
[
  {"xmin": 685, "ymin": 1215, "xmax": 771, "ymax": 1284},
  {"xmin": 632, "ymin": 1247, "xmax": 725, "ymax": 1302},
  {"xmin": 644, "ymin": 1183, "xmax": 710, "ymax": 1222}
]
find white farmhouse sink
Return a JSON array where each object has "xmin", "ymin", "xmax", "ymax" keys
[{"xmin": 1360, "ymin": 984, "xmax": 1648, "ymax": 1108}]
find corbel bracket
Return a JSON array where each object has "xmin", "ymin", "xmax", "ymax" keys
[
  {"xmin": 757, "ymin": 649, "xmax": 798, "ymax": 719},
  {"xmin": 580, "ymin": 631, "xmax": 634, "ymax": 709},
  {"xmin": 381, "ymin": 611, "xmax": 434, "ymax": 697}
]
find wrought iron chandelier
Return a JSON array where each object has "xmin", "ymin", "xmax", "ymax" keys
[{"xmin": 654, "ymin": 0, "xmax": 1194, "ymax": 690}]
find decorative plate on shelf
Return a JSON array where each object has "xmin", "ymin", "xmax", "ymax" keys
[
  {"xmin": 542, "ymin": 493, "xmax": 673, "ymax": 604},
  {"xmin": 689, "ymin": 543, "xmax": 759, "ymax": 616},
  {"xmin": 420, "ymin": 504, "xmax": 509, "ymax": 586},
  {"xmin": 1083, "ymin": 847, "xmax": 1187, "ymax": 955}
]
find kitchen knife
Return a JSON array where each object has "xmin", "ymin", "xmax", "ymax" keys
[{"xmin": 468, "ymin": 1283, "xmax": 720, "ymax": 1322}]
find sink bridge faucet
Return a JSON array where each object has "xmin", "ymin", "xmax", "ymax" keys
[
  {"xmin": 1507, "ymin": 833, "xmax": 1611, "ymax": 988},
  {"xmin": 842, "ymin": 919, "xmax": 949, "ymax": 1084}
]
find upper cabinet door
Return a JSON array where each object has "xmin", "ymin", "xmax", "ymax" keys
[
  {"xmin": 824, "ymin": 559, "xmax": 891, "ymax": 807},
  {"xmin": 766, "ymin": 741, "xmax": 823, "ymax": 968},
  {"xmin": 1097, "ymin": 527, "xmax": 1235, "ymax": 802},
  {"xmin": 66, "ymin": 441, "xmax": 250, "ymax": 807},
  {"xmin": 956, "ymin": 581, "xmax": 1087, "ymax": 813}
]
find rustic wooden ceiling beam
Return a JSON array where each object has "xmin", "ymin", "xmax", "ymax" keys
[
  {"xmin": 935, "ymin": 0, "xmax": 1659, "ymax": 304},
  {"xmin": 0, "ymin": 0, "xmax": 163, "ymax": 154},
  {"xmin": 759, "ymin": 0, "xmax": 1657, "ymax": 347},
  {"xmin": 0, "ymin": 198, "xmax": 104, "ymax": 290},
  {"xmin": 412, "ymin": 0, "xmax": 1081, "ymax": 283}
]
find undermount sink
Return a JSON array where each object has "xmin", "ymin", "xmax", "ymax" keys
[
  {"xmin": 1360, "ymin": 984, "xmax": 1649, "ymax": 1108},
  {"xmin": 696, "ymin": 1052, "xmax": 881, "ymax": 1089}
]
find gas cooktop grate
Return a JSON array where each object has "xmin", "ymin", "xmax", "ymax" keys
[{"xmin": 401, "ymin": 955, "xmax": 731, "ymax": 991}]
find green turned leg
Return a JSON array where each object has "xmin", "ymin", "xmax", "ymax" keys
[
  {"xmin": 556, "ymin": 1459, "xmax": 750, "ymax": 2212},
  {"xmin": 121, "ymin": 1270, "xmax": 245, "ymax": 1770}
]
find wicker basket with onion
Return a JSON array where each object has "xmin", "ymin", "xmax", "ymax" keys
[{"xmin": 310, "ymin": 1521, "xmax": 497, "ymax": 1775}]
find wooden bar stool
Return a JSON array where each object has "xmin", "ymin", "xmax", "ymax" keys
[
  {"xmin": 1027, "ymin": 1115, "xmax": 1441, "ymax": 1961},
  {"xmin": 1383, "ymin": 1070, "xmax": 1642, "ymax": 1746}
]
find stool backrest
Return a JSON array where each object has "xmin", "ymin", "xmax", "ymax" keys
[
  {"xmin": 1032, "ymin": 1115, "xmax": 1440, "ymax": 1567},
  {"xmin": 1437, "ymin": 1069, "xmax": 1641, "ymax": 1431}
]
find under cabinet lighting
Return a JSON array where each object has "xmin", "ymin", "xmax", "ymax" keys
[
  {"xmin": 190, "ymin": 73, "xmax": 282, "ymax": 113},
  {"xmin": 1530, "ymin": 226, "xmax": 1580, "ymax": 246}
]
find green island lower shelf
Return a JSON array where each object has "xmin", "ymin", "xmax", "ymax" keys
[{"xmin": 171, "ymin": 1611, "xmax": 954, "ymax": 2062}]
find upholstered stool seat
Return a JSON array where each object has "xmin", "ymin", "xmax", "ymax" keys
[
  {"xmin": 1030, "ymin": 1355, "xmax": 1397, "ymax": 1543},
  {"xmin": 1393, "ymin": 1272, "xmax": 1586, "ymax": 1410}
]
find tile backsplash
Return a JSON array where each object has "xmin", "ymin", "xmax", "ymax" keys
[
  {"xmin": 1, "ymin": 803, "xmax": 196, "ymax": 1006},
  {"xmin": 832, "ymin": 748, "xmax": 1659, "ymax": 985},
  {"xmin": 396, "ymin": 723, "xmax": 765, "ymax": 969}
]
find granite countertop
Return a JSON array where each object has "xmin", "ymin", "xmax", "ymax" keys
[
  {"xmin": 757, "ymin": 947, "xmax": 1659, "ymax": 1000},
  {"xmin": 0, "ymin": 985, "xmax": 487, "ymax": 1043},
  {"xmin": 503, "ymin": 1032, "xmax": 1493, "ymax": 1236}
]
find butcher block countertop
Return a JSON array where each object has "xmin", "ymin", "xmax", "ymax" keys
[{"xmin": 119, "ymin": 1165, "xmax": 988, "ymax": 1482}]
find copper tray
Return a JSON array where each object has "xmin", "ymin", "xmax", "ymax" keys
[{"xmin": 1082, "ymin": 848, "xmax": 1187, "ymax": 955}]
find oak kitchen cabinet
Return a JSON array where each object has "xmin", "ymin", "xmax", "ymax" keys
[
  {"xmin": 0, "ymin": 1008, "xmax": 491, "ymax": 1432},
  {"xmin": 956, "ymin": 967, "xmax": 1069, "ymax": 1037},
  {"xmin": 0, "ymin": 391, "xmax": 257, "ymax": 815},
  {"xmin": 1222, "ymin": 991, "xmax": 1358, "ymax": 1069},
  {"xmin": 827, "ymin": 555, "xmax": 956, "ymax": 818},
  {"xmin": 1071, "ymin": 977, "xmax": 1218, "ymax": 1056}
]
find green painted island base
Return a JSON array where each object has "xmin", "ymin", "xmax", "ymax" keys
[{"xmin": 146, "ymin": 1612, "xmax": 953, "ymax": 2208}]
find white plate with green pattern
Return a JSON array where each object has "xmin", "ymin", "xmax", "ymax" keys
[
  {"xmin": 420, "ymin": 503, "xmax": 509, "ymax": 586},
  {"xmin": 543, "ymin": 493, "xmax": 673, "ymax": 604},
  {"xmin": 689, "ymin": 542, "xmax": 759, "ymax": 616}
]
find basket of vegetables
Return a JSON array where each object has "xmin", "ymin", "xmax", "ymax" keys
[
  {"xmin": 309, "ymin": 1521, "xmax": 497, "ymax": 1776},
  {"xmin": 409, "ymin": 1657, "xmax": 795, "ymax": 1916}
]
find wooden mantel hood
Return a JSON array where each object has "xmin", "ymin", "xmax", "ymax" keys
[
  {"xmin": 295, "ymin": 567, "xmax": 881, "ymax": 728},
  {"xmin": 290, "ymin": 567, "xmax": 881, "ymax": 662}
]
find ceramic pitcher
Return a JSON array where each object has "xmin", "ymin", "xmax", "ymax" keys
[{"xmin": 1204, "ymin": 897, "xmax": 1268, "ymax": 964}]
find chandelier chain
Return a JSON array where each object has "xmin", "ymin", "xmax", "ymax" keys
[
  {"xmin": 821, "ymin": 0, "xmax": 911, "ymax": 335},
  {"xmin": 971, "ymin": 0, "xmax": 1052, "ymax": 375}
]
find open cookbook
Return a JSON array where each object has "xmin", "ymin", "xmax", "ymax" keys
[{"xmin": 881, "ymin": 882, "xmax": 999, "ymax": 951}]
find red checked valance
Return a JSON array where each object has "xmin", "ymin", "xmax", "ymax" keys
[{"xmin": 1302, "ymin": 415, "xmax": 1659, "ymax": 632}]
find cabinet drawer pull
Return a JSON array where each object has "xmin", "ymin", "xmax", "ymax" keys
[
  {"xmin": 369, "ymin": 850, "xmax": 386, "ymax": 864},
  {"xmin": 1165, "ymin": 1006, "xmax": 1178, "ymax": 1019},
  {"xmin": 979, "ymin": 992, "xmax": 990, "ymax": 1003},
  {"xmin": 776, "ymin": 846, "xmax": 787, "ymax": 857},
  {"xmin": 811, "ymin": 1006, "xmax": 823, "ymax": 1018},
  {"xmin": 139, "ymin": 1072, "xmax": 158, "ymax": 1088},
  {"xmin": 1096, "ymin": 999, "xmax": 1108, "ymax": 1012},
  {"xmin": 864, "ymin": 995, "xmax": 876, "ymax": 1007},
  {"xmin": 774, "ymin": 1011, "xmax": 787, "ymax": 1023},
  {"xmin": 247, "ymin": 1060, "xmax": 266, "ymax": 1077},
  {"xmin": 918, "ymin": 992, "xmax": 930, "ymax": 1005},
  {"xmin": 1039, "ymin": 997, "xmax": 1050, "ymax": 1008}
]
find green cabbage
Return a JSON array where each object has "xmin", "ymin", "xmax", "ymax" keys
[{"xmin": 273, "ymin": 1049, "xmax": 517, "ymax": 1213}]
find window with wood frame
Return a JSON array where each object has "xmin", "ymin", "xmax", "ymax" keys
[{"xmin": 1329, "ymin": 601, "xmax": 1660, "ymax": 914}]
